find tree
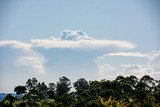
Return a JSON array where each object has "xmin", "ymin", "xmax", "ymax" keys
[
  {"xmin": 56, "ymin": 76, "xmax": 71, "ymax": 96},
  {"xmin": 25, "ymin": 78, "xmax": 39, "ymax": 100},
  {"xmin": 140, "ymin": 75, "xmax": 156, "ymax": 92},
  {"xmin": 128, "ymin": 75, "xmax": 138, "ymax": 87},
  {"xmin": 36, "ymin": 82, "xmax": 48, "ymax": 93},
  {"xmin": 36, "ymin": 82, "xmax": 48, "ymax": 99},
  {"xmin": 74, "ymin": 78, "xmax": 89, "ymax": 91},
  {"xmin": 47, "ymin": 83, "xmax": 56, "ymax": 99},
  {"xmin": 56, "ymin": 93, "xmax": 75, "ymax": 106},
  {"xmin": 115, "ymin": 75, "xmax": 125, "ymax": 82},
  {"xmin": 3, "ymin": 94, "xmax": 17, "ymax": 106},
  {"xmin": 26, "ymin": 78, "xmax": 38, "ymax": 93},
  {"xmin": 153, "ymin": 80, "xmax": 160, "ymax": 102},
  {"xmin": 48, "ymin": 83, "xmax": 56, "ymax": 91},
  {"xmin": 134, "ymin": 75, "xmax": 156, "ymax": 101},
  {"xmin": 14, "ymin": 85, "xmax": 27, "ymax": 95}
]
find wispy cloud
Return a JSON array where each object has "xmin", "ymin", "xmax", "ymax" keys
[
  {"xmin": 120, "ymin": 64, "xmax": 154, "ymax": 78},
  {"xmin": 31, "ymin": 39, "xmax": 135, "ymax": 49},
  {"xmin": 0, "ymin": 40, "xmax": 46, "ymax": 75},
  {"xmin": 18, "ymin": 54, "xmax": 46, "ymax": 75},
  {"xmin": 98, "ymin": 64, "xmax": 118, "ymax": 80},
  {"xmin": 106, "ymin": 52, "xmax": 149, "ymax": 57},
  {"xmin": 96, "ymin": 51, "xmax": 150, "ymax": 61},
  {"xmin": 0, "ymin": 40, "xmax": 32, "ymax": 51},
  {"xmin": 149, "ymin": 50, "xmax": 160, "ymax": 71},
  {"xmin": 96, "ymin": 50, "xmax": 160, "ymax": 79}
]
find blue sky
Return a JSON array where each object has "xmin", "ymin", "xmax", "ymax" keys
[{"xmin": 0, "ymin": 0, "xmax": 160, "ymax": 93}]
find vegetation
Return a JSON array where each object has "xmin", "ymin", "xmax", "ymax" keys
[{"xmin": 1, "ymin": 75, "xmax": 160, "ymax": 107}]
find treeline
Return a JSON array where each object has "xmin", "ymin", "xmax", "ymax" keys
[{"xmin": 1, "ymin": 75, "xmax": 160, "ymax": 107}]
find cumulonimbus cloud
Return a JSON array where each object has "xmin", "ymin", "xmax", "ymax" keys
[
  {"xmin": 0, "ymin": 30, "xmax": 136, "ymax": 75},
  {"xmin": 0, "ymin": 30, "xmax": 135, "ymax": 50},
  {"xmin": 31, "ymin": 30, "xmax": 135, "ymax": 49}
]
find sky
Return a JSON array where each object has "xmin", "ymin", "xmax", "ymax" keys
[{"xmin": 0, "ymin": 0, "xmax": 160, "ymax": 93}]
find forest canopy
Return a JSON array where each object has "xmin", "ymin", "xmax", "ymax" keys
[{"xmin": 1, "ymin": 75, "xmax": 160, "ymax": 107}]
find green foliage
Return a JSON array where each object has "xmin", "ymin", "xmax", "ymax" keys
[
  {"xmin": 99, "ymin": 96, "xmax": 121, "ymax": 107},
  {"xmin": 2, "ymin": 75, "xmax": 160, "ymax": 107}
]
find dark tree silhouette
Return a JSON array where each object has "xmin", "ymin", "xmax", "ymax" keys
[
  {"xmin": 14, "ymin": 85, "xmax": 26, "ymax": 95},
  {"xmin": 46, "ymin": 83, "xmax": 56, "ymax": 99},
  {"xmin": 56, "ymin": 76, "xmax": 71, "ymax": 96},
  {"xmin": 36, "ymin": 82, "xmax": 48, "ymax": 99},
  {"xmin": 74, "ymin": 78, "xmax": 89, "ymax": 91},
  {"xmin": 26, "ymin": 78, "xmax": 38, "ymax": 92},
  {"xmin": 6, "ymin": 75, "xmax": 160, "ymax": 107}
]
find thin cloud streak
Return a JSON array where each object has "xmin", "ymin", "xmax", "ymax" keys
[
  {"xmin": 0, "ymin": 39, "xmax": 135, "ymax": 50},
  {"xmin": 106, "ymin": 52, "xmax": 149, "ymax": 57},
  {"xmin": 31, "ymin": 39, "xmax": 135, "ymax": 49}
]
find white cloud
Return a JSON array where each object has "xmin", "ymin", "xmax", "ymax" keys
[
  {"xmin": 120, "ymin": 64, "xmax": 154, "ymax": 78},
  {"xmin": 106, "ymin": 52, "xmax": 149, "ymax": 57},
  {"xmin": 0, "ymin": 30, "xmax": 136, "ymax": 75},
  {"xmin": 0, "ymin": 30, "xmax": 135, "ymax": 50},
  {"xmin": 31, "ymin": 30, "xmax": 135, "ymax": 49},
  {"xmin": 0, "ymin": 40, "xmax": 31, "ymax": 51},
  {"xmin": 148, "ymin": 50, "xmax": 160, "ymax": 71},
  {"xmin": 97, "ymin": 63, "xmax": 158, "ymax": 80},
  {"xmin": 119, "ymin": 51, "xmax": 160, "ymax": 74},
  {"xmin": 61, "ymin": 30, "xmax": 94, "ymax": 40},
  {"xmin": 0, "ymin": 40, "xmax": 46, "ymax": 75},
  {"xmin": 31, "ymin": 39, "xmax": 135, "ymax": 49},
  {"xmin": 96, "ymin": 51, "xmax": 160, "ymax": 79},
  {"xmin": 98, "ymin": 64, "xmax": 118, "ymax": 80},
  {"xmin": 18, "ymin": 54, "xmax": 46, "ymax": 75},
  {"xmin": 96, "ymin": 52, "xmax": 151, "ymax": 63}
]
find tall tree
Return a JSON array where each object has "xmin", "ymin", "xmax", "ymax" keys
[
  {"xmin": 26, "ymin": 78, "xmax": 38, "ymax": 92},
  {"xmin": 46, "ymin": 83, "xmax": 56, "ymax": 99},
  {"xmin": 74, "ymin": 78, "xmax": 89, "ymax": 91},
  {"xmin": 48, "ymin": 83, "xmax": 56, "ymax": 91},
  {"xmin": 140, "ymin": 75, "xmax": 155, "ymax": 92},
  {"xmin": 56, "ymin": 76, "xmax": 71, "ymax": 96},
  {"xmin": 36, "ymin": 82, "xmax": 48, "ymax": 99}
]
